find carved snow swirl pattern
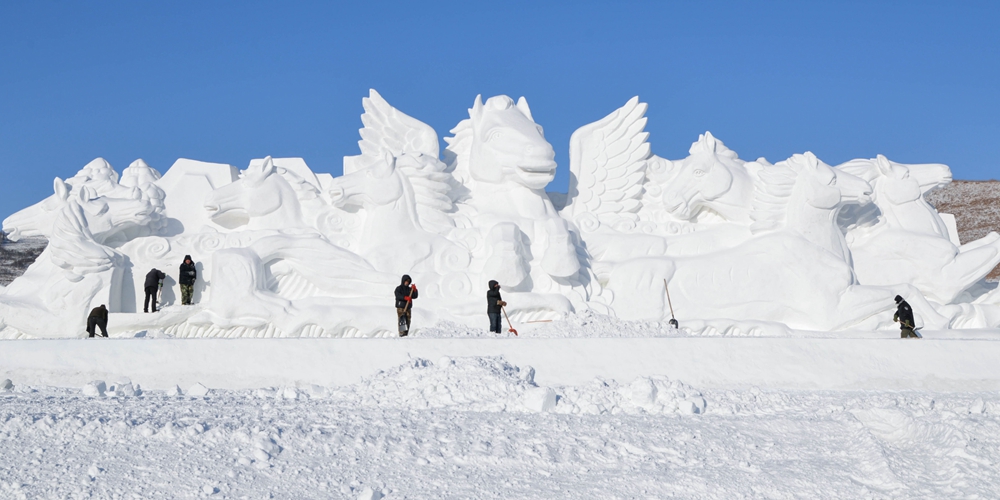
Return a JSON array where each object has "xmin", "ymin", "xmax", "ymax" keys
[
  {"xmin": 438, "ymin": 272, "xmax": 473, "ymax": 299},
  {"xmin": 434, "ymin": 242, "xmax": 471, "ymax": 272},
  {"xmin": 132, "ymin": 236, "xmax": 171, "ymax": 261},
  {"xmin": 192, "ymin": 232, "xmax": 226, "ymax": 256},
  {"xmin": 315, "ymin": 207, "xmax": 362, "ymax": 248},
  {"xmin": 574, "ymin": 213, "xmax": 601, "ymax": 233}
]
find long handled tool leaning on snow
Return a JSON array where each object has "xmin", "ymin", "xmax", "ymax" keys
[
  {"xmin": 663, "ymin": 278, "xmax": 678, "ymax": 329},
  {"xmin": 501, "ymin": 305, "xmax": 518, "ymax": 336}
]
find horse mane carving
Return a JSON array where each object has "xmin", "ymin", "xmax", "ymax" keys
[
  {"xmin": 749, "ymin": 158, "xmax": 797, "ymax": 233},
  {"xmin": 49, "ymin": 183, "xmax": 120, "ymax": 281}
]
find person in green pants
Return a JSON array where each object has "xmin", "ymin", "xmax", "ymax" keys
[{"xmin": 179, "ymin": 255, "xmax": 197, "ymax": 305}]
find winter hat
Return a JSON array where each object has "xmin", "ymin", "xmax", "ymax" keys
[
  {"xmin": 184, "ymin": 254, "xmax": 192, "ymax": 262},
  {"xmin": 401, "ymin": 274, "xmax": 412, "ymax": 285},
  {"xmin": 894, "ymin": 295, "xmax": 904, "ymax": 304},
  {"xmin": 488, "ymin": 280, "xmax": 498, "ymax": 289}
]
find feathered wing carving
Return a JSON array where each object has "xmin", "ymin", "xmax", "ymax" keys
[
  {"xmin": 563, "ymin": 97, "xmax": 651, "ymax": 227},
  {"xmin": 345, "ymin": 89, "xmax": 440, "ymax": 174},
  {"xmin": 359, "ymin": 89, "xmax": 439, "ymax": 157}
]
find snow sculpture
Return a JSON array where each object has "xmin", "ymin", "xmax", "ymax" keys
[
  {"xmin": 601, "ymin": 152, "xmax": 944, "ymax": 330},
  {"xmin": 3, "ymin": 90, "xmax": 1000, "ymax": 338},
  {"xmin": 0, "ymin": 178, "xmax": 155, "ymax": 337},
  {"xmin": 838, "ymin": 155, "xmax": 1000, "ymax": 303},
  {"xmin": 445, "ymin": 95, "xmax": 583, "ymax": 285},
  {"xmin": 3, "ymin": 157, "xmax": 164, "ymax": 241}
]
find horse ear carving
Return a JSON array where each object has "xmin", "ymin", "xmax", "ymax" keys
[
  {"xmin": 53, "ymin": 178, "xmax": 69, "ymax": 200},
  {"xmin": 876, "ymin": 155, "xmax": 893, "ymax": 176},
  {"xmin": 372, "ymin": 150, "xmax": 396, "ymax": 179},
  {"xmin": 471, "ymin": 95, "xmax": 484, "ymax": 121},
  {"xmin": 516, "ymin": 96, "xmax": 534, "ymax": 122}
]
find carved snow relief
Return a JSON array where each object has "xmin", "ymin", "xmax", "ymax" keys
[{"xmin": 3, "ymin": 90, "xmax": 1000, "ymax": 338}]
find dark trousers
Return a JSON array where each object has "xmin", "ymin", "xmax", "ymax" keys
[
  {"xmin": 489, "ymin": 312, "xmax": 502, "ymax": 333},
  {"xmin": 87, "ymin": 317, "xmax": 108, "ymax": 338},
  {"xmin": 396, "ymin": 307, "xmax": 412, "ymax": 336},
  {"xmin": 144, "ymin": 286, "xmax": 158, "ymax": 313},
  {"xmin": 901, "ymin": 327, "xmax": 919, "ymax": 338}
]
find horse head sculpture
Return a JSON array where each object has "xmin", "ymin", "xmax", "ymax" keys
[
  {"xmin": 204, "ymin": 156, "xmax": 304, "ymax": 230},
  {"xmin": 838, "ymin": 155, "xmax": 952, "ymax": 238},
  {"xmin": 328, "ymin": 149, "xmax": 468, "ymax": 275},
  {"xmin": 448, "ymin": 95, "xmax": 556, "ymax": 191},
  {"xmin": 329, "ymin": 150, "xmax": 410, "ymax": 213},
  {"xmin": 751, "ymin": 152, "xmax": 872, "ymax": 263},
  {"xmin": 3, "ymin": 157, "xmax": 161, "ymax": 241},
  {"xmin": 659, "ymin": 132, "xmax": 754, "ymax": 223}
]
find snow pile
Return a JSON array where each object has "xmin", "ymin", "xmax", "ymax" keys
[
  {"xmin": 331, "ymin": 356, "xmax": 538, "ymax": 412},
  {"xmin": 329, "ymin": 355, "xmax": 706, "ymax": 416},
  {"xmin": 557, "ymin": 376, "xmax": 707, "ymax": 415}
]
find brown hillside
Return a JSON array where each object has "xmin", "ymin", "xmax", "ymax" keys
[{"xmin": 925, "ymin": 180, "xmax": 1000, "ymax": 281}]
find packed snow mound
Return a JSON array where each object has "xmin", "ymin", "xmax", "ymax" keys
[
  {"xmin": 332, "ymin": 356, "xmax": 537, "ymax": 411},
  {"xmin": 328, "ymin": 355, "xmax": 706, "ymax": 416}
]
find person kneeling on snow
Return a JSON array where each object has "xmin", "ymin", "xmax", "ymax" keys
[
  {"xmin": 394, "ymin": 275, "xmax": 418, "ymax": 337},
  {"xmin": 893, "ymin": 295, "xmax": 919, "ymax": 339},
  {"xmin": 487, "ymin": 280, "xmax": 506, "ymax": 334},
  {"xmin": 179, "ymin": 255, "xmax": 197, "ymax": 305},
  {"xmin": 87, "ymin": 304, "xmax": 109, "ymax": 338}
]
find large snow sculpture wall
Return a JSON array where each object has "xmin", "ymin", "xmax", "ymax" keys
[{"xmin": 4, "ymin": 89, "xmax": 1000, "ymax": 338}]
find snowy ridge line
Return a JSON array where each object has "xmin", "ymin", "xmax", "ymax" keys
[{"xmin": 3, "ymin": 337, "xmax": 1000, "ymax": 392}]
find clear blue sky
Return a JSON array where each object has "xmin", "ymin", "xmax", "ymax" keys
[{"xmin": 2, "ymin": 1, "xmax": 998, "ymax": 220}]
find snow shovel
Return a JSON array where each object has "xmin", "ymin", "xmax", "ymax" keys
[
  {"xmin": 501, "ymin": 305, "xmax": 518, "ymax": 336},
  {"xmin": 663, "ymin": 278, "xmax": 678, "ymax": 329}
]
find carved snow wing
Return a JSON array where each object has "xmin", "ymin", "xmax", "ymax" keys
[{"xmin": 564, "ymin": 96, "xmax": 650, "ymax": 229}]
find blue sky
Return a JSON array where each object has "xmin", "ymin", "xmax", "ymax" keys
[{"xmin": 1, "ymin": 1, "xmax": 998, "ymax": 220}]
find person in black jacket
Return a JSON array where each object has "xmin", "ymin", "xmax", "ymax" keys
[
  {"xmin": 87, "ymin": 304, "xmax": 109, "ymax": 338},
  {"xmin": 893, "ymin": 295, "xmax": 919, "ymax": 338},
  {"xmin": 179, "ymin": 255, "xmax": 197, "ymax": 305},
  {"xmin": 487, "ymin": 280, "xmax": 506, "ymax": 333},
  {"xmin": 143, "ymin": 268, "xmax": 166, "ymax": 313},
  {"xmin": 394, "ymin": 274, "xmax": 418, "ymax": 336}
]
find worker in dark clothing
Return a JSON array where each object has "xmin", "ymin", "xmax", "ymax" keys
[
  {"xmin": 394, "ymin": 274, "xmax": 418, "ymax": 337},
  {"xmin": 893, "ymin": 295, "xmax": 919, "ymax": 338},
  {"xmin": 179, "ymin": 255, "xmax": 197, "ymax": 305},
  {"xmin": 87, "ymin": 305, "xmax": 109, "ymax": 338},
  {"xmin": 487, "ymin": 280, "xmax": 506, "ymax": 334},
  {"xmin": 143, "ymin": 268, "xmax": 166, "ymax": 313}
]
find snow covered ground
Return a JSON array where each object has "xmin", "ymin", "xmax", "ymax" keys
[
  {"xmin": 3, "ymin": 311, "xmax": 1000, "ymax": 498},
  {"xmin": 2, "ymin": 354, "xmax": 1000, "ymax": 499}
]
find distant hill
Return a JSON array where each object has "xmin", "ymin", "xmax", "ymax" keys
[
  {"xmin": 0, "ymin": 237, "xmax": 47, "ymax": 286},
  {"xmin": 926, "ymin": 180, "xmax": 1000, "ymax": 281}
]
